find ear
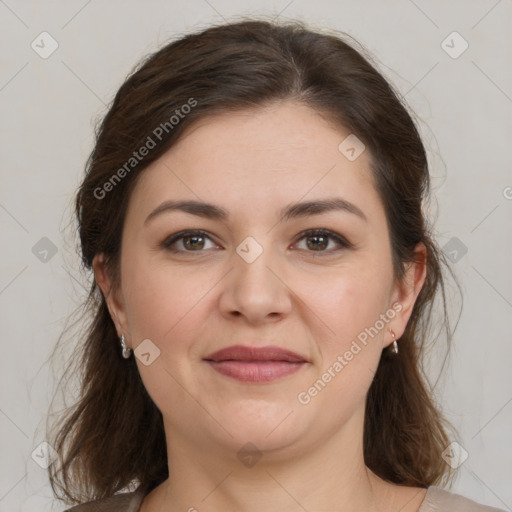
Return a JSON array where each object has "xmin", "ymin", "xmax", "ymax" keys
[
  {"xmin": 386, "ymin": 242, "xmax": 427, "ymax": 347},
  {"xmin": 93, "ymin": 253, "xmax": 129, "ymax": 343}
]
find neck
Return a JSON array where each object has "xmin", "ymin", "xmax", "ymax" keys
[{"xmin": 148, "ymin": 411, "xmax": 394, "ymax": 512}]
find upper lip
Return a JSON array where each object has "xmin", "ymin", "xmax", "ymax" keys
[{"xmin": 204, "ymin": 345, "xmax": 307, "ymax": 363}]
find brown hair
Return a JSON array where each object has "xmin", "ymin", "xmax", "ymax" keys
[{"xmin": 48, "ymin": 18, "xmax": 461, "ymax": 505}]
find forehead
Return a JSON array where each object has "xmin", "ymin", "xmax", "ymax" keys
[
  {"xmin": 168, "ymin": 101, "xmax": 368, "ymax": 175},
  {"xmin": 127, "ymin": 101, "xmax": 384, "ymax": 227}
]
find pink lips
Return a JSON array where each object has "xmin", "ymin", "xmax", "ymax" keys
[{"xmin": 203, "ymin": 345, "xmax": 307, "ymax": 383}]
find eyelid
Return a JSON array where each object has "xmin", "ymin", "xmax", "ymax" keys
[
  {"xmin": 293, "ymin": 228, "xmax": 353, "ymax": 251},
  {"xmin": 161, "ymin": 229, "xmax": 220, "ymax": 252},
  {"xmin": 161, "ymin": 228, "xmax": 353, "ymax": 254}
]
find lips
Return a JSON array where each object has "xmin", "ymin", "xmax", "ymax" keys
[
  {"xmin": 204, "ymin": 345, "xmax": 307, "ymax": 363},
  {"xmin": 203, "ymin": 345, "xmax": 308, "ymax": 383}
]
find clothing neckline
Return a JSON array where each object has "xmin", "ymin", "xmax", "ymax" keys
[
  {"xmin": 133, "ymin": 484, "xmax": 435, "ymax": 512},
  {"xmin": 417, "ymin": 486, "xmax": 434, "ymax": 511}
]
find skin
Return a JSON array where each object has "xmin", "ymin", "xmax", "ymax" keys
[{"xmin": 94, "ymin": 100, "xmax": 428, "ymax": 512}]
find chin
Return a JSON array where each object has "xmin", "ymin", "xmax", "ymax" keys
[{"xmin": 212, "ymin": 401, "xmax": 308, "ymax": 451}]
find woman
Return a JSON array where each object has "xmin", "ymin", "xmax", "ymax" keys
[{"xmin": 49, "ymin": 19, "xmax": 506, "ymax": 512}]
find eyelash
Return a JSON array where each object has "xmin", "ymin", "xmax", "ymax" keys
[{"xmin": 160, "ymin": 229, "xmax": 352, "ymax": 255}]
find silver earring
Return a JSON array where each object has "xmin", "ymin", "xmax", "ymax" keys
[
  {"xmin": 120, "ymin": 334, "xmax": 132, "ymax": 359},
  {"xmin": 389, "ymin": 330, "xmax": 398, "ymax": 354}
]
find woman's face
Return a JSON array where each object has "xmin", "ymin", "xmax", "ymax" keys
[{"xmin": 96, "ymin": 101, "xmax": 424, "ymax": 460}]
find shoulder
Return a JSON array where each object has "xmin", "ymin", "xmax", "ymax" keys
[
  {"xmin": 62, "ymin": 487, "xmax": 146, "ymax": 512},
  {"xmin": 420, "ymin": 486, "xmax": 507, "ymax": 512}
]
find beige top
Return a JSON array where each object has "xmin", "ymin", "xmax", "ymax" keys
[{"xmin": 63, "ymin": 485, "xmax": 507, "ymax": 511}]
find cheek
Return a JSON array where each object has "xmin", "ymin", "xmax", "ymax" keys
[
  {"xmin": 306, "ymin": 265, "xmax": 391, "ymax": 345},
  {"xmin": 122, "ymin": 257, "xmax": 215, "ymax": 346},
  {"xmin": 301, "ymin": 262, "xmax": 392, "ymax": 402},
  {"xmin": 121, "ymin": 259, "xmax": 215, "ymax": 411}
]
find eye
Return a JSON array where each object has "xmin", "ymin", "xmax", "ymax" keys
[
  {"xmin": 161, "ymin": 230, "xmax": 220, "ymax": 253},
  {"xmin": 293, "ymin": 229, "xmax": 352, "ymax": 253},
  {"xmin": 161, "ymin": 228, "xmax": 352, "ymax": 254}
]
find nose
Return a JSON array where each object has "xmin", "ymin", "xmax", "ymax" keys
[{"xmin": 218, "ymin": 240, "xmax": 293, "ymax": 325}]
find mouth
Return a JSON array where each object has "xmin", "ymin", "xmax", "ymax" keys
[{"xmin": 203, "ymin": 345, "xmax": 308, "ymax": 383}]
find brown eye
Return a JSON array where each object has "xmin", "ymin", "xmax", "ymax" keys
[
  {"xmin": 161, "ymin": 230, "xmax": 218, "ymax": 252},
  {"xmin": 182, "ymin": 234, "xmax": 206, "ymax": 250},
  {"xmin": 294, "ymin": 229, "xmax": 352, "ymax": 253},
  {"xmin": 306, "ymin": 234, "xmax": 329, "ymax": 251}
]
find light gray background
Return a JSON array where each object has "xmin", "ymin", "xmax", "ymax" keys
[{"xmin": 1, "ymin": 1, "xmax": 511, "ymax": 511}]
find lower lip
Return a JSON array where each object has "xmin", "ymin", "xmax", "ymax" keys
[{"xmin": 205, "ymin": 360, "xmax": 305, "ymax": 382}]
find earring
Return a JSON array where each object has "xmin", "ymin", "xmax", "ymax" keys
[
  {"xmin": 120, "ymin": 334, "xmax": 132, "ymax": 359},
  {"xmin": 389, "ymin": 329, "xmax": 399, "ymax": 354}
]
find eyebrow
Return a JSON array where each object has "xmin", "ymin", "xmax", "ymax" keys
[{"xmin": 144, "ymin": 197, "xmax": 368, "ymax": 226}]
